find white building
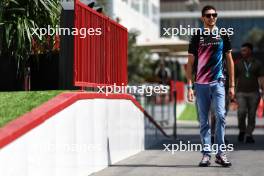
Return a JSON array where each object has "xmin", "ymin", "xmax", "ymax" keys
[
  {"xmin": 108, "ymin": 0, "xmax": 160, "ymax": 43},
  {"xmin": 160, "ymin": 0, "xmax": 264, "ymax": 50}
]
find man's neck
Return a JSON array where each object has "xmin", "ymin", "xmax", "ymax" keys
[
  {"xmin": 204, "ymin": 24, "xmax": 216, "ymax": 31},
  {"xmin": 243, "ymin": 56, "xmax": 253, "ymax": 62}
]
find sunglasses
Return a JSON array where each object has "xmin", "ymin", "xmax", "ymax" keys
[{"xmin": 203, "ymin": 13, "xmax": 218, "ymax": 18}]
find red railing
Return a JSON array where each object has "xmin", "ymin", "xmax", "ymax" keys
[
  {"xmin": 170, "ymin": 81, "xmax": 185, "ymax": 103},
  {"xmin": 74, "ymin": 0, "xmax": 128, "ymax": 88}
]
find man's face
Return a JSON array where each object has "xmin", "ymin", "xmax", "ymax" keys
[
  {"xmin": 240, "ymin": 47, "xmax": 252, "ymax": 58},
  {"xmin": 202, "ymin": 9, "xmax": 217, "ymax": 27}
]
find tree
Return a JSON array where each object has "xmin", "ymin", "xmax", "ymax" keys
[
  {"xmin": 128, "ymin": 30, "xmax": 155, "ymax": 83},
  {"xmin": 0, "ymin": 0, "xmax": 61, "ymax": 89},
  {"xmin": 244, "ymin": 27, "xmax": 264, "ymax": 51},
  {"xmin": 0, "ymin": 1, "xmax": 4, "ymax": 55}
]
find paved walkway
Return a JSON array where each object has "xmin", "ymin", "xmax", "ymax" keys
[{"xmin": 91, "ymin": 111, "xmax": 264, "ymax": 176}]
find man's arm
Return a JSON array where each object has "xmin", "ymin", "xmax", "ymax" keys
[
  {"xmin": 258, "ymin": 77, "xmax": 264, "ymax": 88},
  {"xmin": 186, "ymin": 54, "xmax": 195, "ymax": 102},
  {"xmin": 226, "ymin": 51, "xmax": 235, "ymax": 99},
  {"xmin": 257, "ymin": 61, "xmax": 264, "ymax": 97}
]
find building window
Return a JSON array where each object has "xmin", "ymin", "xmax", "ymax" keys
[
  {"xmin": 152, "ymin": 4, "xmax": 158, "ymax": 24},
  {"xmin": 131, "ymin": 0, "xmax": 140, "ymax": 12},
  {"xmin": 143, "ymin": 0, "xmax": 149, "ymax": 17}
]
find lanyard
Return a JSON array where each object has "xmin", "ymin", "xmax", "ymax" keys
[
  {"xmin": 243, "ymin": 61, "xmax": 252, "ymax": 78},
  {"xmin": 243, "ymin": 61, "xmax": 252, "ymax": 72}
]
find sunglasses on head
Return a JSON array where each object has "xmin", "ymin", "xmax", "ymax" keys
[{"xmin": 203, "ymin": 13, "xmax": 218, "ymax": 18}]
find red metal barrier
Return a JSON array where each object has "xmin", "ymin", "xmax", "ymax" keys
[
  {"xmin": 170, "ymin": 81, "xmax": 185, "ymax": 103},
  {"xmin": 74, "ymin": 0, "xmax": 128, "ymax": 88},
  {"xmin": 257, "ymin": 98, "xmax": 263, "ymax": 118}
]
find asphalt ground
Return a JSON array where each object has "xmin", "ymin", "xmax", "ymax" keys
[{"xmin": 91, "ymin": 110, "xmax": 264, "ymax": 176}]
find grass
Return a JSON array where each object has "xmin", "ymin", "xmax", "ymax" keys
[
  {"xmin": 178, "ymin": 103, "xmax": 198, "ymax": 121},
  {"xmin": 0, "ymin": 90, "xmax": 64, "ymax": 127}
]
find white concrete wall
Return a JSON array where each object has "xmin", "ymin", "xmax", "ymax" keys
[{"xmin": 0, "ymin": 98, "xmax": 163, "ymax": 176}]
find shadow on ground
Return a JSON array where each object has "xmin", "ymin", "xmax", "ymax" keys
[{"xmin": 150, "ymin": 133, "xmax": 264, "ymax": 151}]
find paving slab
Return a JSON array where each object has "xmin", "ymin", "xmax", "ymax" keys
[{"xmin": 91, "ymin": 111, "xmax": 264, "ymax": 176}]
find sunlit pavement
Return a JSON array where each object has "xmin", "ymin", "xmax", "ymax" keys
[{"xmin": 91, "ymin": 111, "xmax": 264, "ymax": 176}]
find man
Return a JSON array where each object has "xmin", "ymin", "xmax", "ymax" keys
[
  {"xmin": 155, "ymin": 60, "xmax": 171, "ymax": 85},
  {"xmin": 211, "ymin": 58, "xmax": 230, "ymax": 144},
  {"xmin": 186, "ymin": 5, "xmax": 235, "ymax": 167},
  {"xmin": 235, "ymin": 43, "xmax": 264, "ymax": 143}
]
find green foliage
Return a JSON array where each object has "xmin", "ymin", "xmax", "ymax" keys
[
  {"xmin": 244, "ymin": 27, "xmax": 264, "ymax": 51},
  {"xmin": 1, "ymin": 0, "xmax": 61, "ymax": 72},
  {"xmin": 128, "ymin": 30, "xmax": 155, "ymax": 83},
  {"xmin": 0, "ymin": 1, "xmax": 3, "ymax": 24}
]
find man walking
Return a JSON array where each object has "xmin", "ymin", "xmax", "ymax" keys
[
  {"xmin": 210, "ymin": 58, "xmax": 230, "ymax": 144},
  {"xmin": 236, "ymin": 43, "xmax": 264, "ymax": 143},
  {"xmin": 186, "ymin": 5, "xmax": 235, "ymax": 167}
]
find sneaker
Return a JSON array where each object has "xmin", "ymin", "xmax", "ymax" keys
[
  {"xmin": 199, "ymin": 154, "xmax": 211, "ymax": 167},
  {"xmin": 215, "ymin": 153, "xmax": 232, "ymax": 167},
  {"xmin": 245, "ymin": 136, "xmax": 255, "ymax": 143},
  {"xmin": 238, "ymin": 132, "xmax": 245, "ymax": 142}
]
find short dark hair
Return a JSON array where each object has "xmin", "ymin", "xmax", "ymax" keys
[
  {"xmin": 201, "ymin": 5, "xmax": 216, "ymax": 16},
  {"xmin": 241, "ymin": 42, "xmax": 253, "ymax": 51}
]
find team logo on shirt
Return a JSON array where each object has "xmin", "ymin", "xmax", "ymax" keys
[
  {"xmin": 212, "ymin": 34, "xmax": 221, "ymax": 40},
  {"xmin": 199, "ymin": 36, "xmax": 204, "ymax": 45},
  {"xmin": 199, "ymin": 34, "xmax": 222, "ymax": 47}
]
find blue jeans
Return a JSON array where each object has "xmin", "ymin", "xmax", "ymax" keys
[{"xmin": 195, "ymin": 80, "xmax": 226, "ymax": 155}]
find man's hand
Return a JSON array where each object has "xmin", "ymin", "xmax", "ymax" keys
[
  {"xmin": 187, "ymin": 89, "xmax": 195, "ymax": 102},
  {"xmin": 229, "ymin": 87, "xmax": 235, "ymax": 100},
  {"xmin": 259, "ymin": 76, "xmax": 264, "ymax": 99}
]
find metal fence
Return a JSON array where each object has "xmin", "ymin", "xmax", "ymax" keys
[
  {"xmin": 132, "ymin": 82, "xmax": 186, "ymax": 138},
  {"xmin": 74, "ymin": 0, "xmax": 128, "ymax": 88}
]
